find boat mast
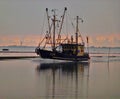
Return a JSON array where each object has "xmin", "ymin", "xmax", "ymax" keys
[
  {"xmin": 75, "ymin": 16, "xmax": 79, "ymax": 56},
  {"xmin": 46, "ymin": 8, "xmax": 52, "ymax": 47},
  {"xmin": 46, "ymin": 8, "xmax": 51, "ymax": 34},
  {"xmin": 58, "ymin": 7, "xmax": 67, "ymax": 37},
  {"xmin": 76, "ymin": 16, "xmax": 79, "ymax": 44},
  {"xmin": 52, "ymin": 9, "xmax": 57, "ymax": 51}
]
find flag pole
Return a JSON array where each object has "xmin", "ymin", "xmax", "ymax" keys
[{"xmin": 86, "ymin": 36, "xmax": 89, "ymax": 54}]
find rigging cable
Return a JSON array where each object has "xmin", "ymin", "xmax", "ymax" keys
[
  {"xmin": 67, "ymin": 13, "xmax": 75, "ymax": 33},
  {"xmin": 78, "ymin": 19, "xmax": 84, "ymax": 43},
  {"xmin": 38, "ymin": 11, "xmax": 46, "ymax": 47}
]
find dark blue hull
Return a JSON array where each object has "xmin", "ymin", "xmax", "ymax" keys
[{"xmin": 35, "ymin": 48, "xmax": 90, "ymax": 61}]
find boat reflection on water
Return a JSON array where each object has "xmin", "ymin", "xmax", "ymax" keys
[
  {"xmin": 36, "ymin": 61, "xmax": 90, "ymax": 99},
  {"xmin": 37, "ymin": 62, "xmax": 89, "ymax": 73}
]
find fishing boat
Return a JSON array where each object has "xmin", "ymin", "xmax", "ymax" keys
[{"xmin": 35, "ymin": 7, "xmax": 90, "ymax": 61}]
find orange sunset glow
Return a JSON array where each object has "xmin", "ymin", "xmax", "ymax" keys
[
  {"xmin": 0, "ymin": 34, "xmax": 41, "ymax": 46},
  {"xmin": 88, "ymin": 33, "xmax": 120, "ymax": 47},
  {"xmin": 0, "ymin": 33, "xmax": 120, "ymax": 47}
]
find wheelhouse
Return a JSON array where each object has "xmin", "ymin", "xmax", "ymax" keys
[{"xmin": 61, "ymin": 44, "xmax": 84, "ymax": 56}]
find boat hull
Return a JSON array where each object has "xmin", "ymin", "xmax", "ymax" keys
[{"xmin": 35, "ymin": 48, "xmax": 90, "ymax": 61}]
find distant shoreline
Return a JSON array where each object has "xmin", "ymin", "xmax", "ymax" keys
[
  {"xmin": 0, "ymin": 51, "xmax": 35, "ymax": 53},
  {"xmin": 0, "ymin": 45, "xmax": 120, "ymax": 48},
  {"xmin": 0, "ymin": 56, "xmax": 39, "ymax": 60},
  {"xmin": 0, "ymin": 45, "xmax": 36, "ymax": 48},
  {"xmin": 0, "ymin": 51, "xmax": 120, "ymax": 54}
]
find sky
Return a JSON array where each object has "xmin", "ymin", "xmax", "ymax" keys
[{"xmin": 0, "ymin": 0, "xmax": 120, "ymax": 47}]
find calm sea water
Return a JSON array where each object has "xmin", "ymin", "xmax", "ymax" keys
[{"xmin": 0, "ymin": 47, "xmax": 120, "ymax": 99}]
